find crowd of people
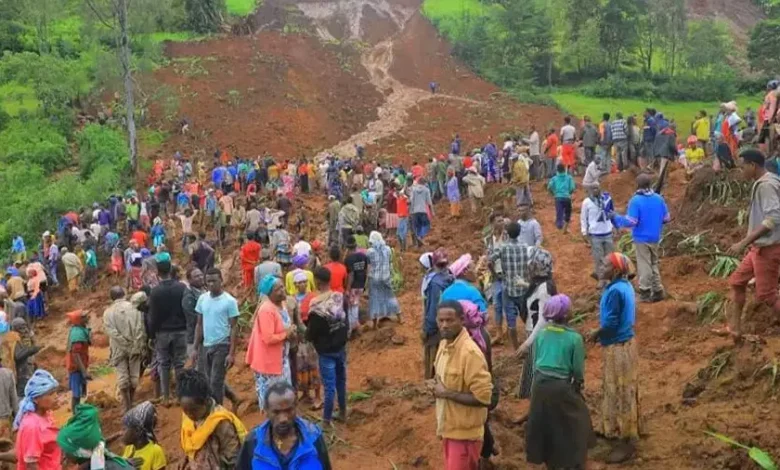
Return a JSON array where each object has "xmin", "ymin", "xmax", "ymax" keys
[{"xmin": 0, "ymin": 86, "xmax": 779, "ymax": 469}]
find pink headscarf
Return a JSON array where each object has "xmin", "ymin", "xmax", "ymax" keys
[
  {"xmin": 542, "ymin": 294, "xmax": 572, "ymax": 323},
  {"xmin": 458, "ymin": 300, "xmax": 486, "ymax": 354},
  {"xmin": 449, "ymin": 254, "xmax": 472, "ymax": 277}
]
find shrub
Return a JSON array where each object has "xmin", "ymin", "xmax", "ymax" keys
[
  {"xmin": 0, "ymin": 118, "xmax": 69, "ymax": 172},
  {"xmin": 580, "ymin": 75, "xmax": 658, "ymax": 101},
  {"xmin": 76, "ymin": 124, "xmax": 130, "ymax": 179}
]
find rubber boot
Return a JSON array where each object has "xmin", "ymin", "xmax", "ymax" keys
[{"xmin": 508, "ymin": 327, "xmax": 519, "ymax": 351}]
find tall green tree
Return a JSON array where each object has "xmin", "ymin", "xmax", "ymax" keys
[
  {"xmin": 599, "ymin": 0, "xmax": 639, "ymax": 71},
  {"xmin": 184, "ymin": 0, "xmax": 226, "ymax": 33},
  {"xmin": 656, "ymin": 0, "xmax": 686, "ymax": 76},
  {"xmin": 748, "ymin": 19, "xmax": 780, "ymax": 74},
  {"xmin": 685, "ymin": 19, "xmax": 732, "ymax": 72},
  {"xmin": 563, "ymin": 0, "xmax": 601, "ymax": 74}
]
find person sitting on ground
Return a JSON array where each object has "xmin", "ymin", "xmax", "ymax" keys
[
  {"xmin": 178, "ymin": 369, "xmax": 246, "ymax": 470},
  {"xmin": 682, "ymin": 135, "xmax": 705, "ymax": 175},
  {"xmin": 121, "ymin": 401, "xmax": 167, "ymax": 470},
  {"xmin": 236, "ymin": 382, "xmax": 332, "ymax": 470}
]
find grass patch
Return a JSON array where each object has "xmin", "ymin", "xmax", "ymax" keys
[
  {"xmin": 0, "ymin": 82, "xmax": 40, "ymax": 116},
  {"xmin": 139, "ymin": 129, "xmax": 168, "ymax": 151},
  {"xmin": 551, "ymin": 92, "xmax": 761, "ymax": 137},
  {"xmin": 90, "ymin": 364, "xmax": 115, "ymax": 377},
  {"xmin": 227, "ymin": 0, "xmax": 260, "ymax": 16},
  {"xmin": 143, "ymin": 32, "xmax": 207, "ymax": 44}
]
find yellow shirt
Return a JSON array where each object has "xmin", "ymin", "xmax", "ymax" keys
[
  {"xmin": 693, "ymin": 118, "xmax": 710, "ymax": 142},
  {"xmin": 685, "ymin": 147, "xmax": 705, "ymax": 164},
  {"xmin": 123, "ymin": 442, "xmax": 167, "ymax": 470},
  {"xmin": 284, "ymin": 269, "xmax": 315, "ymax": 296}
]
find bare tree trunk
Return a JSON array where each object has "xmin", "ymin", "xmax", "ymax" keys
[{"xmin": 116, "ymin": 0, "xmax": 137, "ymax": 175}]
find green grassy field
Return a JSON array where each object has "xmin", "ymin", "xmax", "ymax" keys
[
  {"xmin": 0, "ymin": 82, "xmax": 40, "ymax": 116},
  {"xmin": 226, "ymin": 0, "xmax": 259, "ymax": 16},
  {"xmin": 551, "ymin": 92, "xmax": 762, "ymax": 136}
]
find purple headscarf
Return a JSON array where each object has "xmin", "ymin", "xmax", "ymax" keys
[
  {"xmin": 292, "ymin": 253, "xmax": 309, "ymax": 268},
  {"xmin": 459, "ymin": 300, "xmax": 486, "ymax": 353},
  {"xmin": 542, "ymin": 294, "xmax": 572, "ymax": 323}
]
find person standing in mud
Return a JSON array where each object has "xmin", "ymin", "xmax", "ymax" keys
[
  {"xmin": 724, "ymin": 149, "xmax": 780, "ymax": 343},
  {"xmin": 428, "ymin": 300, "xmax": 492, "ymax": 470},
  {"xmin": 490, "ymin": 222, "xmax": 529, "ymax": 351},
  {"xmin": 620, "ymin": 173, "xmax": 670, "ymax": 303},
  {"xmin": 191, "ymin": 269, "xmax": 240, "ymax": 406},
  {"xmin": 410, "ymin": 178, "xmax": 434, "ymax": 247},
  {"xmin": 148, "ymin": 259, "xmax": 188, "ymax": 406},
  {"xmin": 422, "ymin": 249, "xmax": 452, "ymax": 379},
  {"xmin": 103, "ymin": 286, "xmax": 147, "ymax": 412},
  {"xmin": 589, "ymin": 253, "xmax": 640, "ymax": 464}
]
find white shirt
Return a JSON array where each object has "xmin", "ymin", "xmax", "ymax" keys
[
  {"xmin": 293, "ymin": 241, "xmax": 312, "ymax": 257},
  {"xmin": 503, "ymin": 140, "xmax": 514, "ymax": 151},
  {"xmin": 90, "ymin": 223, "xmax": 102, "ymax": 237},
  {"xmin": 560, "ymin": 125, "xmax": 577, "ymax": 143},
  {"xmin": 582, "ymin": 161, "xmax": 601, "ymax": 188},
  {"xmin": 526, "ymin": 132, "xmax": 540, "ymax": 157},
  {"xmin": 580, "ymin": 196, "xmax": 614, "ymax": 237}
]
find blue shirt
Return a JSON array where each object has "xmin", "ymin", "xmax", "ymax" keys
[
  {"xmin": 599, "ymin": 278, "xmax": 635, "ymax": 346},
  {"xmin": 195, "ymin": 291, "xmax": 239, "ymax": 347},
  {"xmin": 626, "ymin": 191, "xmax": 669, "ymax": 243},
  {"xmin": 547, "ymin": 173, "xmax": 575, "ymax": 199},
  {"xmin": 440, "ymin": 279, "xmax": 488, "ymax": 314},
  {"xmin": 211, "ymin": 167, "xmax": 226, "ymax": 186}
]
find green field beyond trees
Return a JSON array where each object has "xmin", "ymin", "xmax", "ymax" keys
[{"xmin": 422, "ymin": 0, "xmax": 770, "ymax": 103}]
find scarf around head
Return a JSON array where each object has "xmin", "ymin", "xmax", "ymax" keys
[
  {"xmin": 180, "ymin": 404, "xmax": 247, "ymax": 459},
  {"xmin": 58, "ymin": 403, "xmax": 130, "ymax": 467},
  {"xmin": 13, "ymin": 369, "xmax": 58, "ymax": 430},
  {"xmin": 542, "ymin": 294, "xmax": 572, "ymax": 322},
  {"xmin": 458, "ymin": 300, "xmax": 486, "ymax": 354}
]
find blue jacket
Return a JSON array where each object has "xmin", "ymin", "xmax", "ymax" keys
[
  {"xmin": 599, "ymin": 278, "xmax": 635, "ymax": 346},
  {"xmin": 625, "ymin": 191, "xmax": 669, "ymax": 243},
  {"xmin": 423, "ymin": 272, "xmax": 453, "ymax": 336},
  {"xmin": 440, "ymin": 279, "xmax": 488, "ymax": 315},
  {"xmin": 238, "ymin": 418, "xmax": 330, "ymax": 470}
]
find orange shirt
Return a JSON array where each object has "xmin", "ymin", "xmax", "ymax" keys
[
  {"xmin": 397, "ymin": 196, "xmax": 410, "ymax": 217},
  {"xmin": 240, "ymin": 240, "xmax": 262, "ymax": 269},
  {"xmin": 298, "ymin": 164, "xmax": 308, "ymax": 176},
  {"xmin": 131, "ymin": 230, "xmax": 148, "ymax": 247},
  {"xmin": 324, "ymin": 262, "xmax": 348, "ymax": 293},
  {"xmin": 545, "ymin": 134, "xmax": 559, "ymax": 159},
  {"xmin": 411, "ymin": 165, "xmax": 425, "ymax": 180},
  {"xmin": 463, "ymin": 157, "xmax": 473, "ymax": 169}
]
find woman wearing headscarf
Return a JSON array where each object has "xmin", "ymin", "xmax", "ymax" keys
[
  {"xmin": 284, "ymin": 253, "xmax": 315, "ymax": 296},
  {"xmin": 525, "ymin": 294, "xmax": 591, "ymax": 469},
  {"xmin": 588, "ymin": 252, "xmax": 640, "ymax": 463},
  {"xmin": 440, "ymin": 254, "xmax": 488, "ymax": 315},
  {"xmin": 14, "ymin": 370, "xmax": 62, "ymax": 469},
  {"xmin": 26, "ymin": 267, "xmax": 47, "ymax": 321},
  {"xmin": 458, "ymin": 300, "xmax": 499, "ymax": 467},
  {"xmin": 58, "ymin": 404, "xmax": 131, "ymax": 469},
  {"xmin": 121, "ymin": 401, "xmax": 167, "ymax": 470},
  {"xmin": 516, "ymin": 248, "xmax": 557, "ymax": 399},
  {"xmin": 290, "ymin": 271, "xmax": 320, "ymax": 406},
  {"xmin": 246, "ymin": 275, "xmax": 296, "ymax": 409},
  {"xmin": 366, "ymin": 231, "xmax": 401, "ymax": 328},
  {"xmin": 150, "ymin": 218, "xmax": 166, "ymax": 250}
]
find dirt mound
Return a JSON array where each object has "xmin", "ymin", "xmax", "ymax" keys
[{"xmin": 149, "ymin": 32, "xmax": 382, "ymax": 159}]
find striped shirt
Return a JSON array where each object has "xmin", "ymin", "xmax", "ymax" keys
[{"xmin": 610, "ymin": 119, "xmax": 628, "ymax": 141}]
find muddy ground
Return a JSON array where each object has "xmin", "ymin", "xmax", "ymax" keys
[{"xmin": 28, "ymin": 0, "xmax": 780, "ymax": 468}]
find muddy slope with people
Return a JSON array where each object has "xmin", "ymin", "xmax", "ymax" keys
[{"xmin": 7, "ymin": 0, "xmax": 780, "ymax": 469}]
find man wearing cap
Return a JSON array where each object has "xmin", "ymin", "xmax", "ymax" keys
[
  {"xmin": 103, "ymin": 286, "xmax": 146, "ymax": 411},
  {"xmin": 726, "ymin": 149, "xmax": 780, "ymax": 342}
]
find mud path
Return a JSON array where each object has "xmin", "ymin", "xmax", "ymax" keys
[{"xmin": 297, "ymin": 0, "xmax": 479, "ymax": 159}]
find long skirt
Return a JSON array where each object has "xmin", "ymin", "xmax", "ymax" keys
[
  {"xmin": 526, "ymin": 375, "xmax": 592, "ymax": 468},
  {"xmin": 27, "ymin": 292, "xmax": 46, "ymax": 320},
  {"xmin": 601, "ymin": 338, "xmax": 641, "ymax": 440},
  {"xmin": 296, "ymin": 341, "xmax": 320, "ymax": 391},
  {"xmin": 368, "ymin": 278, "xmax": 400, "ymax": 320},
  {"xmin": 254, "ymin": 353, "xmax": 292, "ymax": 410},
  {"xmin": 518, "ymin": 342, "xmax": 535, "ymax": 399}
]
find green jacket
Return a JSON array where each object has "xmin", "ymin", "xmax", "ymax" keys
[{"xmin": 547, "ymin": 173, "xmax": 575, "ymax": 199}]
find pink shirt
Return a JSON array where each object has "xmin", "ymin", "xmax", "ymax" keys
[
  {"xmin": 245, "ymin": 300, "xmax": 287, "ymax": 375},
  {"xmin": 15, "ymin": 412, "xmax": 62, "ymax": 470}
]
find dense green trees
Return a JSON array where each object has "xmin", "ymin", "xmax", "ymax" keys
[{"xmin": 424, "ymin": 0, "xmax": 747, "ymax": 100}]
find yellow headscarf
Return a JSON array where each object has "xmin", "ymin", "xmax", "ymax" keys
[{"xmin": 180, "ymin": 405, "xmax": 247, "ymax": 459}]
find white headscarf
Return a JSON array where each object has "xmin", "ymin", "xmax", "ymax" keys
[{"xmin": 369, "ymin": 231, "xmax": 385, "ymax": 248}]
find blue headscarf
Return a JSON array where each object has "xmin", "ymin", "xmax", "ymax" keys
[
  {"xmin": 259, "ymin": 274, "xmax": 280, "ymax": 296},
  {"xmin": 13, "ymin": 369, "xmax": 59, "ymax": 430}
]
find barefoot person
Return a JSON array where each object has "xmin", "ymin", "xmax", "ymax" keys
[
  {"xmin": 725, "ymin": 149, "xmax": 780, "ymax": 342},
  {"xmin": 589, "ymin": 253, "xmax": 640, "ymax": 464}
]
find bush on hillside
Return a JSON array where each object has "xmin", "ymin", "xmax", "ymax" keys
[
  {"xmin": 77, "ymin": 124, "xmax": 130, "ymax": 179},
  {"xmin": 0, "ymin": 118, "xmax": 69, "ymax": 172},
  {"xmin": 580, "ymin": 72, "xmax": 739, "ymax": 102},
  {"xmin": 580, "ymin": 75, "xmax": 659, "ymax": 100}
]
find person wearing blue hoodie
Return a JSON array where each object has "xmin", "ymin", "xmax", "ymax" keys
[
  {"xmin": 237, "ymin": 382, "xmax": 332, "ymax": 470},
  {"xmin": 621, "ymin": 173, "xmax": 670, "ymax": 302}
]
